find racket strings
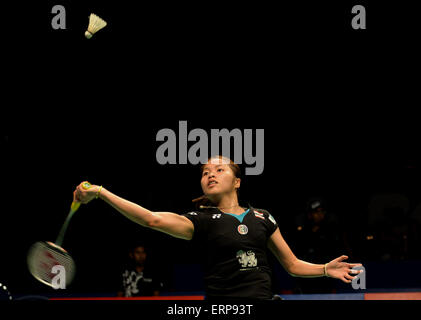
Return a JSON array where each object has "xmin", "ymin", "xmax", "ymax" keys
[{"xmin": 28, "ymin": 242, "xmax": 75, "ymax": 286}]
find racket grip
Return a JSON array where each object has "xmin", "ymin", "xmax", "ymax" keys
[
  {"xmin": 82, "ymin": 182, "xmax": 92, "ymax": 190},
  {"xmin": 70, "ymin": 201, "xmax": 81, "ymax": 212},
  {"xmin": 70, "ymin": 182, "xmax": 92, "ymax": 212}
]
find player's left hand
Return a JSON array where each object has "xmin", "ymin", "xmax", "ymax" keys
[{"xmin": 326, "ymin": 255, "xmax": 363, "ymax": 283}]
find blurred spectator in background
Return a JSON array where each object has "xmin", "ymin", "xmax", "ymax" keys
[
  {"xmin": 117, "ymin": 243, "xmax": 163, "ymax": 297},
  {"xmin": 290, "ymin": 197, "xmax": 344, "ymax": 293},
  {"xmin": 364, "ymin": 193, "xmax": 421, "ymax": 262}
]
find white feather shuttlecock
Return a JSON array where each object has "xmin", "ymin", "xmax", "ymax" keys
[{"xmin": 85, "ymin": 13, "xmax": 107, "ymax": 39}]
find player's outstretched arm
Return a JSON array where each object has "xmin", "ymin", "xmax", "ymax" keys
[
  {"xmin": 267, "ymin": 228, "xmax": 363, "ymax": 283},
  {"xmin": 74, "ymin": 182, "xmax": 194, "ymax": 240}
]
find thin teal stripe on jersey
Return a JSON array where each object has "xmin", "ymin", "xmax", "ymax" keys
[{"xmin": 223, "ymin": 209, "xmax": 250, "ymax": 223}]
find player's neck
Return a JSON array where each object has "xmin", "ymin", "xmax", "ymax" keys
[{"xmin": 215, "ymin": 195, "xmax": 244, "ymax": 214}]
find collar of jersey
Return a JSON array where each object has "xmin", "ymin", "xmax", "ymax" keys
[{"xmin": 221, "ymin": 208, "xmax": 250, "ymax": 223}]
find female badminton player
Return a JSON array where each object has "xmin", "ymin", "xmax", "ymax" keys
[{"xmin": 74, "ymin": 156, "xmax": 363, "ymax": 300}]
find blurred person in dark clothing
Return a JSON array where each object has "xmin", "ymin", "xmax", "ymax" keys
[
  {"xmin": 291, "ymin": 198, "xmax": 343, "ymax": 293},
  {"xmin": 117, "ymin": 243, "xmax": 163, "ymax": 297}
]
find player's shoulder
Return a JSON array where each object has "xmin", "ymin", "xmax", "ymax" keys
[
  {"xmin": 183, "ymin": 210, "xmax": 213, "ymax": 218},
  {"xmin": 251, "ymin": 207, "xmax": 271, "ymax": 216},
  {"xmin": 184, "ymin": 211, "xmax": 200, "ymax": 216},
  {"xmin": 251, "ymin": 207, "xmax": 277, "ymax": 225}
]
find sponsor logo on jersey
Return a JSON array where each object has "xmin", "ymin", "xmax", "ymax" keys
[
  {"xmin": 212, "ymin": 214, "xmax": 221, "ymax": 219},
  {"xmin": 237, "ymin": 224, "xmax": 248, "ymax": 235},
  {"xmin": 187, "ymin": 212, "xmax": 198, "ymax": 215},
  {"xmin": 254, "ymin": 210, "xmax": 265, "ymax": 220},
  {"xmin": 236, "ymin": 250, "xmax": 258, "ymax": 268}
]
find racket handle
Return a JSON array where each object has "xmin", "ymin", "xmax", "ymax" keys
[
  {"xmin": 82, "ymin": 182, "xmax": 92, "ymax": 189},
  {"xmin": 70, "ymin": 201, "xmax": 81, "ymax": 213},
  {"xmin": 58, "ymin": 182, "xmax": 93, "ymax": 246},
  {"xmin": 70, "ymin": 182, "xmax": 92, "ymax": 212}
]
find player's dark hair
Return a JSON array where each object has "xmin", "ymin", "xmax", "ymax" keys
[{"xmin": 192, "ymin": 155, "xmax": 241, "ymax": 210}]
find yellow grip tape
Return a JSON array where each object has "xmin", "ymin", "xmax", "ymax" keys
[
  {"xmin": 70, "ymin": 201, "xmax": 81, "ymax": 212},
  {"xmin": 70, "ymin": 182, "xmax": 92, "ymax": 211},
  {"xmin": 82, "ymin": 181, "xmax": 92, "ymax": 190}
]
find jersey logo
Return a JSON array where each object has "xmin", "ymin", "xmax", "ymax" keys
[
  {"xmin": 212, "ymin": 214, "xmax": 221, "ymax": 219},
  {"xmin": 237, "ymin": 224, "xmax": 248, "ymax": 235},
  {"xmin": 254, "ymin": 211, "xmax": 265, "ymax": 220},
  {"xmin": 236, "ymin": 250, "xmax": 257, "ymax": 268},
  {"xmin": 268, "ymin": 214, "xmax": 277, "ymax": 225},
  {"xmin": 187, "ymin": 212, "xmax": 198, "ymax": 216}
]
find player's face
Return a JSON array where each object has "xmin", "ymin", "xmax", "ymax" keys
[{"xmin": 201, "ymin": 161, "xmax": 240, "ymax": 197}]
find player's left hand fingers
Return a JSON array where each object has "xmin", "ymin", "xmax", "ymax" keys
[
  {"xmin": 349, "ymin": 268, "xmax": 363, "ymax": 274},
  {"xmin": 344, "ymin": 273, "xmax": 355, "ymax": 281},
  {"xmin": 334, "ymin": 255, "xmax": 348, "ymax": 263},
  {"xmin": 342, "ymin": 277, "xmax": 352, "ymax": 284}
]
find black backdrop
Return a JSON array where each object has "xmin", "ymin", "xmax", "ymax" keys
[{"xmin": 2, "ymin": 0, "xmax": 421, "ymax": 297}]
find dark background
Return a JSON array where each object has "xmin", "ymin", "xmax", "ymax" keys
[{"xmin": 1, "ymin": 0, "xmax": 421, "ymax": 297}]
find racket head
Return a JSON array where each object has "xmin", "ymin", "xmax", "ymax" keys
[{"xmin": 27, "ymin": 241, "xmax": 76, "ymax": 288}]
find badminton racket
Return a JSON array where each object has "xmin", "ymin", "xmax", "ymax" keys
[{"xmin": 27, "ymin": 182, "xmax": 92, "ymax": 288}]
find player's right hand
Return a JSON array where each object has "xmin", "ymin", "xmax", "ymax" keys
[{"xmin": 73, "ymin": 181, "xmax": 99, "ymax": 204}]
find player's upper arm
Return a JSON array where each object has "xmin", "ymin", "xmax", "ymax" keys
[
  {"xmin": 148, "ymin": 211, "xmax": 194, "ymax": 240},
  {"xmin": 267, "ymin": 228, "xmax": 299, "ymax": 274}
]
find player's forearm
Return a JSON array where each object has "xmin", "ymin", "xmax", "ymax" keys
[
  {"xmin": 98, "ymin": 188, "xmax": 158, "ymax": 227},
  {"xmin": 288, "ymin": 259, "xmax": 325, "ymax": 278}
]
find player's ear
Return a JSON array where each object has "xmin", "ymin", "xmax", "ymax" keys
[{"xmin": 235, "ymin": 177, "xmax": 241, "ymax": 189}]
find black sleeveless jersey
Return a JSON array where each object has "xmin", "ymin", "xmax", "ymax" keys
[{"xmin": 181, "ymin": 204, "xmax": 278, "ymax": 300}]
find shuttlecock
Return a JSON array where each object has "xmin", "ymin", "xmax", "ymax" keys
[{"xmin": 85, "ymin": 13, "xmax": 107, "ymax": 39}]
